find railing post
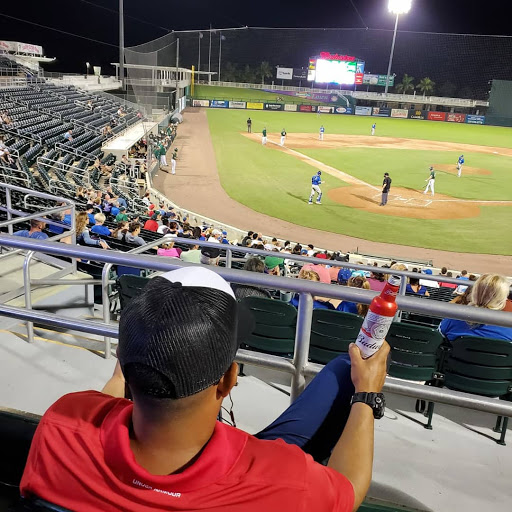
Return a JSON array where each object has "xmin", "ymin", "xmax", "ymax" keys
[
  {"xmin": 101, "ymin": 263, "xmax": 113, "ymax": 359},
  {"xmin": 5, "ymin": 188, "xmax": 13, "ymax": 235},
  {"xmin": 226, "ymin": 249, "xmax": 232, "ymax": 269},
  {"xmin": 23, "ymin": 251, "xmax": 35, "ymax": 343},
  {"xmin": 395, "ymin": 277, "xmax": 407, "ymax": 323},
  {"xmin": 290, "ymin": 292, "xmax": 314, "ymax": 402}
]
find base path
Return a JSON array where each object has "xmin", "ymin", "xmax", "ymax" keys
[{"xmin": 153, "ymin": 109, "xmax": 510, "ymax": 274}]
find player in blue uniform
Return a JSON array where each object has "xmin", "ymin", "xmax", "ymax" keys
[
  {"xmin": 319, "ymin": 125, "xmax": 325, "ymax": 141},
  {"xmin": 371, "ymin": 123, "xmax": 376, "ymax": 136},
  {"xmin": 308, "ymin": 171, "xmax": 325, "ymax": 205},
  {"xmin": 457, "ymin": 154, "xmax": 465, "ymax": 177}
]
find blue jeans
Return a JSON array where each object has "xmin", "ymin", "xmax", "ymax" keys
[
  {"xmin": 255, "ymin": 354, "xmax": 354, "ymax": 462},
  {"xmin": 117, "ymin": 198, "xmax": 127, "ymax": 208}
]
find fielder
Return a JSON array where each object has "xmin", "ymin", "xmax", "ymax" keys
[
  {"xmin": 424, "ymin": 166, "xmax": 436, "ymax": 196},
  {"xmin": 159, "ymin": 143, "xmax": 167, "ymax": 167},
  {"xmin": 371, "ymin": 123, "xmax": 376, "ymax": 136},
  {"xmin": 457, "ymin": 154, "xmax": 464, "ymax": 177},
  {"xmin": 262, "ymin": 127, "xmax": 267, "ymax": 145},
  {"xmin": 171, "ymin": 153, "xmax": 176, "ymax": 175},
  {"xmin": 280, "ymin": 128, "xmax": 287, "ymax": 146},
  {"xmin": 319, "ymin": 125, "xmax": 325, "ymax": 141},
  {"xmin": 308, "ymin": 171, "xmax": 324, "ymax": 205}
]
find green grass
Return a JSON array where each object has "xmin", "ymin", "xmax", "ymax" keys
[
  {"xmin": 206, "ymin": 109, "xmax": 512, "ymax": 255},
  {"xmin": 193, "ymin": 85, "xmax": 328, "ymax": 105}
]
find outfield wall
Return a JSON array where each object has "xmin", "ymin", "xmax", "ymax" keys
[{"xmin": 191, "ymin": 99, "xmax": 486, "ymax": 125}]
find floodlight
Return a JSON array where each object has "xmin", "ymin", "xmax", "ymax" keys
[{"xmin": 388, "ymin": 0, "xmax": 412, "ymax": 15}]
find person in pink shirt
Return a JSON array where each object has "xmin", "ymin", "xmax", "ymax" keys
[
  {"xmin": 157, "ymin": 242, "xmax": 181, "ymax": 258},
  {"xmin": 302, "ymin": 253, "xmax": 331, "ymax": 284}
]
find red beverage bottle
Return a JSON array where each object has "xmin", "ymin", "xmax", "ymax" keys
[{"xmin": 356, "ymin": 275, "xmax": 401, "ymax": 359}]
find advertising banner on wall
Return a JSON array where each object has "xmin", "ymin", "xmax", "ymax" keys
[
  {"xmin": 408, "ymin": 109, "xmax": 427, "ymax": 120},
  {"xmin": 446, "ymin": 113, "xmax": 466, "ymax": 123},
  {"xmin": 391, "ymin": 108, "xmax": 409, "ymax": 119},
  {"xmin": 355, "ymin": 106, "xmax": 372, "ymax": 116},
  {"xmin": 284, "ymin": 104, "xmax": 298, "ymax": 111},
  {"xmin": 372, "ymin": 107, "xmax": 391, "ymax": 117},
  {"xmin": 18, "ymin": 42, "xmax": 43, "ymax": 55},
  {"xmin": 193, "ymin": 99, "xmax": 210, "ymax": 107},
  {"xmin": 293, "ymin": 69, "xmax": 308, "ymax": 80},
  {"xmin": 466, "ymin": 115, "xmax": 486, "ymax": 125},
  {"xmin": 210, "ymin": 100, "xmax": 229, "ymax": 108},
  {"xmin": 0, "ymin": 41, "xmax": 17, "ymax": 52},
  {"xmin": 334, "ymin": 106, "xmax": 353, "ymax": 115},
  {"xmin": 276, "ymin": 67, "xmax": 293, "ymax": 80},
  {"xmin": 299, "ymin": 105, "xmax": 317, "ymax": 112},
  {"xmin": 355, "ymin": 73, "xmax": 364, "ymax": 85},
  {"xmin": 229, "ymin": 101, "xmax": 246, "ymax": 109},
  {"xmin": 427, "ymin": 112, "xmax": 447, "ymax": 121},
  {"xmin": 263, "ymin": 89, "xmax": 341, "ymax": 104},
  {"xmin": 264, "ymin": 103, "xmax": 284, "ymax": 111},
  {"xmin": 362, "ymin": 74, "xmax": 395, "ymax": 87},
  {"xmin": 317, "ymin": 106, "xmax": 333, "ymax": 114},
  {"xmin": 246, "ymin": 102, "xmax": 264, "ymax": 110}
]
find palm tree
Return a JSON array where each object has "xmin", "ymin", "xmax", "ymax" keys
[
  {"xmin": 241, "ymin": 64, "xmax": 256, "ymax": 84},
  {"xmin": 395, "ymin": 74, "xmax": 415, "ymax": 94},
  {"xmin": 223, "ymin": 62, "xmax": 238, "ymax": 82},
  {"xmin": 259, "ymin": 61, "xmax": 273, "ymax": 85},
  {"xmin": 416, "ymin": 77, "xmax": 436, "ymax": 97}
]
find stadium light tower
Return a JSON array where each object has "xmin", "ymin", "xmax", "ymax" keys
[{"xmin": 385, "ymin": 0, "xmax": 412, "ymax": 94}]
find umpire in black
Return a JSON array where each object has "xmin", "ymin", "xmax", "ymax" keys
[{"xmin": 380, "ymin": 173, "xmax": 392, "ymax": 206}]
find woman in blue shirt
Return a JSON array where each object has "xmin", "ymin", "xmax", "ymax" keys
[
  {"xmin": 406, "ymin": 277, "xmax": 429, "ymax": 296},
  {"xmin": 290, "ymin": 269, "xmax": 335, "ymax": 310},
  {"xmin": 336, "ymin": 276, "xmax": 370, "ymax": 316}
]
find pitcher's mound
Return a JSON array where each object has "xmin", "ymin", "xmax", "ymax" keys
[
  {"xmin": 328, "ymin": 186, "xmax": 481, "ymax": 220},
  {"xmin": 435, "ymin": 164, "xmax": 491, "ymax": 176}
]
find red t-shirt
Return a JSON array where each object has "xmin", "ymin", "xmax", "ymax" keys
[
  {"xmin": 21, "ymin": 392, "xmax": 354, "ymax": 512},
  {"xmin": 143, "ymin": 219, "xmax": 159, "ymax": 232}
]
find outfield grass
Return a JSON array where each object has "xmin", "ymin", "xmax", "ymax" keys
[
  {"xmin": 206, "ymin": 109, "xmax": 512, "ymax": 255},
  {"xmin": 193, "ymin": 85, "xmax": 328, "ymax": 105}
]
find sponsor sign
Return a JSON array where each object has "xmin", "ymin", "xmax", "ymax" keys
[
  {"xmin": 18, "ymin": 42, "xmax": 43, "ymax": 55},
  {"xmin": 319, "ymin": 52, "xmax": 356, "ymax": 61},
  {"xmin": 355, "ymin": 106, "xmax": 372, "ymax": 116},
  {"xmin": 317, "ymin": 106, "xmax": 333, "ymax": 114},
  {"xmin": 0, "ymin": 40, "xmax": 17, "ymax": 52},
  {"xmin": 408, "ymin": 109, "xmax": 427, "ymax": 120},
  {"xmin": 427, "ymin": 111, "xmax": 446, "ymax": 122},
  {"xmin": 293, "ymin": 68, "xmax": 308, "ymax": 80},
  {"xmin": 299, "ymin": 105, "xmax": 317, "ymax": 112},
  {"xmin": 229, "ymin": 101, "xmax": 246, "ymax": 109},
  {"xmin": 446, "ymin": 113, "xmax": 466, "ymax": 123},
  {"xmin": 362, "ymin": 74, "xmax": 395, "ymax": 87},
  {"xmin": 466, "ymin": 114, "xmax": 485, "ymax": 125},
  {"xmin": 391, "ymin": 108, "xmax": 408, "ymax": 119},
  {"xmin": 334, "ymin": 106, "xmax": 353, "ymax": 115},
  {"xmin": 210, "ymin": 100, "xmax": 229, "ymax": 108},
  {"xmin": 192, "ymin": 99, "xmax": 210, "ymax": 107},
  {"xmin": 276, "ymin": 67, "xmax": 293, "ymax": 80},
  {"xmin": 246, "ymin": 102, "xmax": 264, "ymax": 110},
  {"xmin": 372, "ymin": 107, "xmax": 391, "ymax": 117},
  {"xmin": 284, "ymin": 104, "xmax": 297, "ymax": 112},
  {"xmin": 355, "ymin": 73, "xmax": 364, "ymax": 85},
  {"xmin": 264, "ymin": 103, "xmax": 284, "ymax": 111}
]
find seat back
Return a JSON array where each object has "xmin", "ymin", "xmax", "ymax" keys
[
  {"xmin": 118, "ymin": 275, "xmax": 150, "ymax": 309},
  {"xmin": 240, "ymin": 297, "xmax": 297, "ymax": 355},
  {"xmin": 309, "ymin": 309, "xmax": 363, "ymax": 364},
  {"xmin": 444, "ymin": 337, "xmax": 512, "ymax": 397},
  {"xmin": 386, "ymin": 323, "xmax": 444, "ymax": 381}
]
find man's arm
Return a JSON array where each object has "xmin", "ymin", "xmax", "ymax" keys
[
  {"xmin": 327, "ymin": 342, "xmax": 389, "ymax": 512},
  {"xmin": 101, "ymin": 360, "xmax": 126, "ymax": 398}
]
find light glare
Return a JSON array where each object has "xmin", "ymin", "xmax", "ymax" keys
[{"xmin": 388, "ymin": 0, "xmax": 412, "ymax": 15}]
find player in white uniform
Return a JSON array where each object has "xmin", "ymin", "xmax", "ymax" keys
[
  {"xmin": 457, "ymin": 155, "xmax": 464, "ymax": 178},
  {"xmin": 371, "ymin": 123, "xmax": 376, "ymax": 136},
  {"xmin": 262, "ymin": 127, "xmax": 267, "ymax": 145},
  {"xmin": 171, "ymin": 153, "xmax": 176, "ymax": 175},
  {"xmin": 280, "ymin": 128, "xmax": 287, "ymax": 146},
  {"xmin": 319, "ymin": 125, "xmax": 325, "ymax": 141},
  {"xmin": 308, "ymin": 171, "xmax": 324, "ymax": 205},
  {"xmin": 424, "ymin": 167, "xmax": 436, "ymax": 196}
]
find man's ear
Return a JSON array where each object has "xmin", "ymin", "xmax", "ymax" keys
[{"xmin": 217, "ymin": 362, "xmax": 238, "ymax": 399}]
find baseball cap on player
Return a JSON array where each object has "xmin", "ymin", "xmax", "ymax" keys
[
  {"xmin": 317, "ymin": 171, "xmax": 322, "ymax": 175},
  {"xmin": 384, "ymin": 172, "xmax": 389, "ymax": 177}
]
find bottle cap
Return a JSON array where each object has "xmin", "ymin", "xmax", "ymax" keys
[{"xmin": 388, "ymin": 275, "xmax": 401, "ymax": 287}]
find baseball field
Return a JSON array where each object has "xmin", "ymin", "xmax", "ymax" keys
[{"xmin": 204, "ymin": 106, "xmax": 512, "ymax": 256}]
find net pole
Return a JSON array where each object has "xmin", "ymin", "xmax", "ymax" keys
[
  {"xmin": 385, "ymin": 13, "xmax": 399, "ymax": 95},
  {"xmin": 175, "ymin": 37, "xmax": 180, "ymax": 109},
  {"xmin": 198, "ymin": 33, "xmax": 201, "ymax": 79},
  {"xmin": 218, "ymin": 33, "xmax": 222, "ymax": 81},
  {"xmin": 208, "ymin": 25, "xmax": 212, "ymax": 76},
  {"xmin": 119, "ymin": 0, "xmax": 125, "ymax": 90}
]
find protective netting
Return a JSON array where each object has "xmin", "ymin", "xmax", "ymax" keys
[{"xmin": 125, "ymin": 27, "xmax": 512, "ymax": 102}]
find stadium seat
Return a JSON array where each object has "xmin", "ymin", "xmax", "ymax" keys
[
  {"xmin": 441, "ymin": 336, "xmax": 512, "ymax": 445},
  {"xmin": 240, "ymin": 297, "xmax": 297, "ymax": 355},
  {"xmin": 118, "ymin": 274, "xmax": 150, "ymax": 309},
  {"xmin": 386, "ymin": 323, "xmax": 444, "ymax": 429},
  {"xmin": 309, "ymin": 310, "xmax": 363, "ymax": 364}
]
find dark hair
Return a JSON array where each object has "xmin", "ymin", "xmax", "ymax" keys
[
  {"xmin": 252, "ymin": 232, "xmax": 259, "ymax": 240},
  {"xmin": 192, "ymin": 226, "xmax": 202, "ymax": 239},
  {"xmin": 372, "ymin": 272, "xmax": 385, "ymax": 282},
  {"xmin": 247, "ymin": 230, "xmax": 254, "ymax": 237},
  {"xmin": 244, "ymin": 257, "xmax": 265, "ymax": 273},
  {"xmin": 441, "ymin": 267, "xmax": 447, "ymax": 274},
  {"xmin": 284, "ymin": 240, "xmax": 290, "ymax": 247},
  {"xmin": 409, "ymin": 277, "xmax": 420, "ymax": 286},
  {"xmin": 447, "ymin": 271, "xmax": 453, "ymax": 277},
  {"xmin": 30, "ymin": 219, "xmax": 44, "ymax": 229},
  {"xmin": 308, "ymin": 244, "xmax": 314, "ymax": 250},
  {"xmin": 161, "ymin": 218, "xmax": 169, "ymax": 227},
  {"xmin": 129, "ymin": 221, "xmax": 140, "ymax": 233},
  {"xmin": 292, "ymin": 244, "xmax": 302, "ymax": 255}
]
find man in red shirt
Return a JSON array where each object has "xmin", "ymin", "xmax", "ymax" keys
[
  {"xmin": 143, "ymin": 211, "xmax": 161, "ymax": 232},
  {"xmin": 20, "ymin": 267, "xmax": 389, "ymax": 512}
]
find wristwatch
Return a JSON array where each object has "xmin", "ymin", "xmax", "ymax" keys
[{"xmin": 350, "ymin": 392, "xmax": 386, "ymax": 420}]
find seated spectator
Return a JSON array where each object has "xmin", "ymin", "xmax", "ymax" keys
[
  {"xmin": 157, "ymin": 218, "xmax": 170, "ymax": 235},
  {"xmin": 406, "ymin": 277, "xmax": 430, "ymax": 296},
  {"xmin": 200, "ymin": 229, "xmax": 222, "ymax": 265},
  {"xmin": 75, "ymin": 187, "xmax": 86, "ymax": 201},
  {"xmin": 440, "ymin": 273, "xmax": 512, "ymax": 342},
  {"xmin": 302, "ymin": 253, "xmax": 331, "ymax": 284},
  {"xmin": 265, "ymin": 256, "xmax": 284, "ymax": 276},
  {"xmin": 144, "ymin": 212, "xmax": 161, "ymax": 232},
  {"xmin": 13, "ymin": 219, "xmax": 48, "ymax": 240},
  {"xmin": 85, "ymin": 205, "xmax": 96, "ymax": 225},
  {"xmin": 307, "ymin": 244, "xmax": 315, "ymax": 256},
  {"xmin": 110, "ymin": 201, "xmax": 120, "ymax": 218},
  {"xmin": 440, "ymin": 271, "xmax": 458, "ymax": 289},
  {"xmin": 241, "ymin": 230, "xmax": 254, "ymax": 247},
  {"xmin": 290, "ymin": 269, "xmax": 335, "ymax": 310},
  {"xmin": 141, "ymin": 191, "xmax": 151, "ymax": 207},
  {"xmin": 112, "ymin": 221, "xmax": 129, "ymax": 240},
  {"xmin": 91, "ymin": 213, "xmax": 111, "ymax": 237},
  {"xmin": 75, "ymin": 212, "xmax": 108, "ymax": 249},
  {"xmin": 231, "ymin": 258, "xmax": 272, "ymax": 300},
  {"xmin": 454, "ymin": 269, "xmax": 470, "ymax": 295},
  {"xmin": 292, "ymin": 243, "xmax": 302, "ymax": 256},
  {"xmin": 157, "ymin": 242, "xmax": 180, "ymax": 258},
  {"xmin": 337, "ymin": 276, "xmax": 370, "ymax": 316},
  {"xmin": 63, "ymin": 130, "xmax": 73, "ymax": 142},
  {"xmin": 115, "ymin": 206, "xmax": 129, "ymax": 222},
  {"xmin": 180, "ymin": 243, "xmax": 202, "ymax": 264},
  {"xmin": 367, "ymin": 271, "xmax": 386, "ymax": 292},
  {"xmin": 125, "ymin": 222, "xmax": 146, "ymax": 246},
  {"xmin": 419, "ymin": 269, "xmax": 439, "ymax": 288}
]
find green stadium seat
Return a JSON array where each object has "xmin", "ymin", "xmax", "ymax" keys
[{"xmin": 309, "ymin": 310, "xmax": 363, "ymax": 364}]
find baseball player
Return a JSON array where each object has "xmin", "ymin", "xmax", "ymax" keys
[
  {"xmin": 171, "ymin": 153, "xmax": 177, "ymax": 175},
  {"xmin": 262, "ymin": 127, "xmax": 267, "ymax": 145},
  {"xmin": 247, "ymin": 117, "xmax": 252, "ymax": 133},
  {"xmin": 371, "ymin": 123, "xmax": 376, "ymax": 136},
  {"xmin": 424, "ymin": 166, "xmax": 436, "ymax": 196},
  {"xmin": 173, "ymin": 147, "xmax": 178, "ymax": 160},
  {"xmin": 457, "ymin": 154, "xmax": 464, "ymax": 178},
  {"xmin": 380, "ymin": 172, "xmax": 392, "ymax": 206},
  {"xmin": 319, "ymin": 125, "xmax": 325, "ymax": 141},
  {"xmin": 280, "ymin": 128, "xmax": 287, "ymax": 146},
  {"xmin": 308, "ymin": 171, "xmax": 324, "ymax": 205},
  {"xmin": 159, "ymin": 142, "xmax": 167, "ymax": 167}
]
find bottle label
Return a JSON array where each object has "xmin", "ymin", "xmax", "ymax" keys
[{"xmin": 356, "ymin": 311, "xmax": 394, "ymax": 359}]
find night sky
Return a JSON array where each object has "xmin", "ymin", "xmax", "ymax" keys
[{"xmin": 1, "ymin": 0, "xmax": 510, "ymax": 98}]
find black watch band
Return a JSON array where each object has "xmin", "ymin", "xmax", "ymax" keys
[{"xmin": 351, "ymin": 392, "xmax": 386, "ymax": 420}]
